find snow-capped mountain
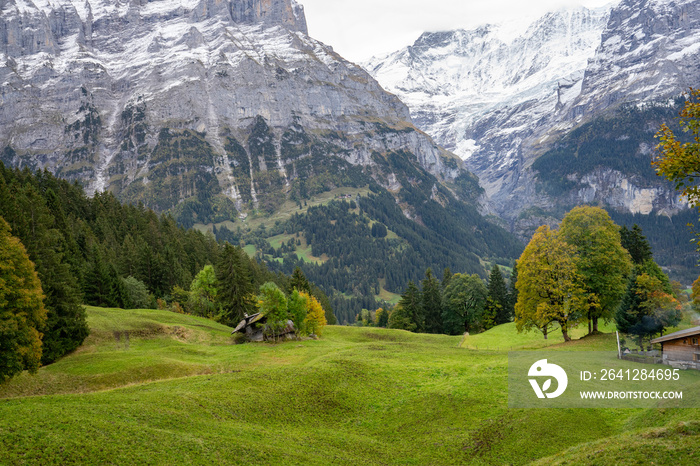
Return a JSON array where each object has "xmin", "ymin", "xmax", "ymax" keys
[
  {"xmin": 0, "ymin": 0, "xmax": 460, "ymax": 216},
  {"xmin": 365, "ymin": 6, "xmax": 609, "ymax": 159},
  {"xmin": 365, "ymin": 0, "xmax": 700, "ymax": 223}
]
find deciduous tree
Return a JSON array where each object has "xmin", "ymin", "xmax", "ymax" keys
[
  {"xmin": 188, "ymin": 265, "xmax": 218, "ymax": 318},
  {"xmin": 303, "ymin": 292, "xmax": 327, "ymax": 336},
  {"xmin": 442, "ymin": 273, "xmax": 487, "ymax": 335},
  {"xmin": 654, "ymin": 88, "xmax": 700, "ymax": 209},
  {"xmin": 559, "ymin": 206, "xmax": 632, "ymax": 334},
  {"xmin": 258, "ymin": 282, "xmax": 288, "ymax": 340},
  {"xmin": 0, "ymin": 217, "xmax": 47, "ymax": 382},
  {"xmin": 515, "ymin": 225, "xmax": 589, "ymax": 341}
]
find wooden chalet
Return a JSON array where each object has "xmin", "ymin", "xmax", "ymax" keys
[
  {"xmin": 231, "ymin": 313, "xmax": 297, "ymax": 342},
  {"xmin": 651, "ymin": 326, "xmax": 700, "ymax": 370}
]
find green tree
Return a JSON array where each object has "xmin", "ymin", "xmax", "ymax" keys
[
  {"xmin": 616, "ymin": 272, "xmax": 681, "ymax": 349},
  {"xmin": 356, "ymin": 309, "xmax": 373, "ymax": 326},
  {"xmin": 122, "ymin": 276, "xmax": 152, "ymax": 309},
  {"xmin": 188, "ymin": 265, "xmax": 218, "ymax": 318},
  {"xmin": 507, "ymin": 262, "xmax": 518, "ymax": 321},
  {"xmin": 442, "ymin": 273, "xmax": 488, "ymax": 335},
  {"xmin": 515, "ymin": 225, "xmax": 589, "ymax": 341},
  {"xmin": 375, "ymin": 307, "xmax": 389, "ymax": 328},
  {"xmin": 387, "ymin": 304, "xmax": 416, "ymax": 332},
  {"xmin": 216, "ymin": 244, "xmax": 256, "ymax": 326},
  {"xmin": 421, "ymin": 268, "xmax": 443, "ymax": 333},
  {"xmin": 484, "ymin": 265, "xmax": 510, "ymax": 327},
  {"xmin": 288, "ymin": 266, "xmax": 311, "ymax": 294},
  {"xmin": 258, "ymin": 282, "xmax": 288, "ymax": 341},
  {"xmin": 0, "ymin": 217, "xmax": 47, "ymax": 382},
  {"xmin": 559, "ymin": 206, "xmax": 632, "ymax": 334},
  {"xmin": 287, "ymin": 289, "xmax": 308, "ymax": 335},
  {"xmin": 620, "ymin": 224, "xmax": 653, "ymax": 265},
  {"xmin": 394, "ymin": 281, "xmax": 423, "ymax": 332}
]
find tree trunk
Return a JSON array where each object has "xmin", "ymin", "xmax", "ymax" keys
[
  {"xmin": 562, "ymin": 327, "xmax": 571, "ymax": 342},
  {"xmin": 543, "ymin": 326, "xmax": 548, "ymax": 340},
  {"xmin": 592, "ymin": 316, "xmax": 599, "ymax": 333},
  {"xmin": 588, "ymin": 312, "xmax": 591, "ymax": 335}
]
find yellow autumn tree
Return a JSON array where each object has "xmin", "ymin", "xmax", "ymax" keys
[
  {"xmin": 515, "ymin": 225, "xmax": 590, "ymax": 341},
  {"xmin": 302, "ymin": 292, "xmax": 327, "ymax": 336},
  {"xmin": 0, "ymin": 217, "xmax": 47, "ymax": 382}
]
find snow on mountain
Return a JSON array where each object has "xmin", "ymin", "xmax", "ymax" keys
[
  {"xmin": 572, "ymin": 0, "xmax": 700, "ymax": 117},
  {"xmin": 365, "ymin": 0, "xmax": 700, "ymax": 222},
  {"xmin": 364, "ymin": 6, "xmax": 611, "ymax": 160},
  {"xmin": 0, "ymin": 0, "xmax": 457, "ymax": 210}
]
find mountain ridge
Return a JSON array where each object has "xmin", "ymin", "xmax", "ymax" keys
[{"xmin": 364, "ymin": 0, "xmax": 699, "ymax": 226}]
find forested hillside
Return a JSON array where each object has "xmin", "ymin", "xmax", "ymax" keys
[
  {"xmin": 0, "ymin": 163, "xmax": 335, "ymax": 367},
  {"xmin": 214, "ymin": 183, "xmax": 521, "ymax": 324}
]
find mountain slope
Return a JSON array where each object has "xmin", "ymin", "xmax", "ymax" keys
[
  {"xmin": 365, "ymin": 0, "xmax": 700, "ymax": 282},
  {"xmin": 365, "ymin": 0, "xmax": 700, "ymax": 222},
  {"xmin": 0, "ymin": 0, "xmax": 523, "ymax": 315},
  {"xmin": 0, "ymin": 0, "xmax": 456, "ymax": 211},
  {"xmin": 364, "ymin": 6, "xmax": 612, "ymax": 210}
]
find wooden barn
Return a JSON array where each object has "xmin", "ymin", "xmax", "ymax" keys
[
  {"xmin": 650, "ymin": 326, "xmax": 700, "ymax": 370},
  {"xmin": 231, "ymin": 313, "xmax": 296, "ymax": 342}
]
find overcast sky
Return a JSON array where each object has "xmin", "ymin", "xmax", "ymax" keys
[{"xmin": 299, "ymin": 0, "xmax": 618, "ymax": 63}]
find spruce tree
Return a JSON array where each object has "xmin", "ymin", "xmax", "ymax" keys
[
  {"xmin": 288, "ymin": 266, "xmax": 311, "ymax": 294},
  {"xmin": 485, "ymin": 265, "xmax": 510, "ymax": 326},
  {"xmin": 507, "ymin": 262, "xmax": 518, "ymax": 320},
  {"xmin": 395, "ymin": 281, "xmax": 423, "ymax": 332},
  {"xmin": 421, "ymin": 268, "xmax": 443, "ymax": 333},
  {"xmin": 216, "ymin": 243, "xmax": 256, "ymax": 326},
  {"xmin": 620, "ymin": 224, "xmax": 653, "ymax": 265}
]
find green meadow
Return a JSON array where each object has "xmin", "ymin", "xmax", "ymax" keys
[{"xmin": 1, "ymin": 307, "xmax": 699, "ymax": 465}]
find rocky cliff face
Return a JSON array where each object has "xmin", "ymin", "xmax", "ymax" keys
[
  {"xmin": 0, "ymin": 0, "xmax": 460, "ymax": 216},
  {"xmin": 365, "ymin": 0, "xmax": 699, "ymax": 226}
]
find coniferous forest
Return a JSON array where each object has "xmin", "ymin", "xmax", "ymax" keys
[{"xmin": 0, "ymin": 162, "xmax": 336, "ymax": 368}]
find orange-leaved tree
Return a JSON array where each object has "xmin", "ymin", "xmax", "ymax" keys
[{"xmin": 0, "ymin": 217, "xmax": 47, "ymax": 382}]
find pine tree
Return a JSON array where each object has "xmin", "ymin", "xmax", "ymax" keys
[
  {"xmin": 616, "ymin": 272, "xmax": 681, "ymax": 348},
  {"xmin": 288, "ymin": 266, "xmax": 311, "ymax": 294},
  {"xmin": 442, "ymin": 267, "xmax": 452, "ymax": 291},
  {"xmin": 421, "ymin": 268, "xmax": 443, "ymax": 333},
  {"xmin": 394, "ymin": 281, "xmax": 423, "ymax": 332},
  {"xmin": 216, "ymin": 243, "xmax": 256, "ymax": 326},
  {"xmin": 485, "ymin": 265, "xmax": 510, "ymax": 326},
  {"xmin": 507, "ymin": 262, "xmax": 518, "ymax": 320},
  {"xmin": 0, "ymin": 217, "xmax": 47, "ymax": 382},
  {"xmin": 620, "ymin": 224, "xmax": 653, "ymax": 265},
  {"xmin": 375, "ymin": 307, "xmax": 389, "ymax": 327}
]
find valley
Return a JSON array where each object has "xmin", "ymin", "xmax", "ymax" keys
[{"xmin": 1, "ymin": 307, "xmax": 699, "ymax": 465}]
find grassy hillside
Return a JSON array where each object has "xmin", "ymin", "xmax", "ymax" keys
[
  {"xmin": 1, "ymin": 307, "xmax": 699, "ymax": 464},
  {"xmin": 460, "ymin": 322, "xmax": 619, "ymax": 351}
]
